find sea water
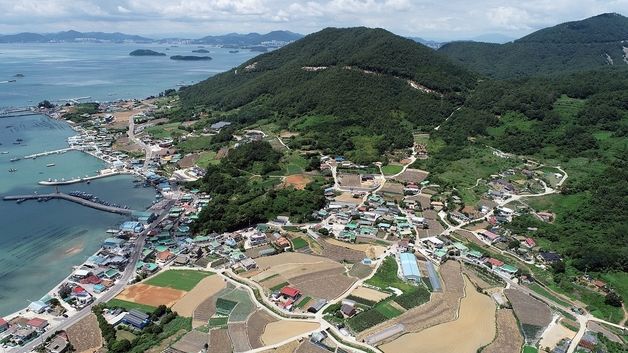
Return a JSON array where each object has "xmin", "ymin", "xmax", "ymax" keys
[{"xmin": 0, "ymin": 43, "xmax": 256, "ymax": 315}]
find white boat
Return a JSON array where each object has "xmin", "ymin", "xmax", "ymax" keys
[
  {"xmin": 46, "ymin": 163, "xmax": 55, "ymax": 167},
  {"xmin": 106, "ymin": 229, "xmax": 119, "ymax": 234}
]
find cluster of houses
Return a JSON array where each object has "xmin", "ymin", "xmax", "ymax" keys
[{"xmin": 0, "ymin": 316, "xmax": 50, "ymax": 348}]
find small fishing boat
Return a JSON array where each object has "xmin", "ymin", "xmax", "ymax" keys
[
  {"xmin": 8, "ymin": 168, "xmax": 17, "ymax": 172},
  {"xmin": 46, "ymin": 163, "xmax": 55, "ymax": 167},
  {"xmin": 10, "ymin": 157, "xmax": 20, "ymax": 162}
]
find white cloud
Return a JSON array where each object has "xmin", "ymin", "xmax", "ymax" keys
[{"xmin": 0, "ymin": 0, "xmax": 626, "ymax": 40}]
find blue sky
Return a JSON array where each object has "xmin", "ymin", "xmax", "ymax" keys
[{"xmin": 0, "ymin": 0, "xmax": 626, "ymax": 40}]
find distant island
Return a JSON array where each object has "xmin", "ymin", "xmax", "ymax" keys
[
  {"xmin": 170, "ymin": 55, "xmax": 212, "ymax": 61},
  {"xmin": 129, "ymin": 49, "xmax": 166, "ymax": 56},
  {"xmin": 192, "ymin": 49, "xmax": 210, "ymax": 53}
]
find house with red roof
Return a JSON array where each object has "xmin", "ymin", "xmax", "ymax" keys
[
  {"xmin": 523, "ymin": 237, "xmax": 536, "ymax": 248},
  {"xmin": 26, "ymin": 318, "xmax": 48, "ymax": 331},
  {"xmin": 486, "ymin": 258, "xmax": 504, "ymax": 268},
  {"xmin": 479, "ymin": 230, "xmax": 500, "ymax": 243},
  {"xmin": 279, "ymin": 286, "xmax": 301, "ymax": 300},
  {"xmin": 0, "ymin": 317, "xmax": 8, "ymax": 332}
]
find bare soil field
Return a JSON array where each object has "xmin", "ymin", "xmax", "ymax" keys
[
  {"xmin": 173, "ymin": 275, "xmax": 227, "ymax": 317},
  {"xmin": 334, "ymin": 192, "xmax": 363, "ymax": 205},
  {"xmin": 209, "ymin": 329, "xmax": 233, "ymax": 353},
  {"xmin": 393, "ymin": 168, "xmax": 429, "ymax": 184},
  {"xmin": 455, "ymin": 230, "xmax": 487, "ymax": 247},
  {"xmin": 247, "ymin": 310, "xmax": 278, "ymax": 348},
  {"xmin": 338, "ymin": 173, "xmax": 361, "ymax": 188},
  {"xmin": 177, "ymin": 154, "xmax": 200, "ymax": 169},
  {"xmin": 482, "ymin": 309, "xmax": 523, "ymax": 353},
  {"xmin": 66, "ymin": 313, "xmax": 102, "ymax": 353},
  {"xmin": 504, "ymin": 289, "xmax": 552, "ymax": 327},
  {"xmin": 380, "ymin": 277, "xmax": 496, "ymax": 353},
  {"xmin": 539, "ymin": 320, "xmax": 576, "ymax": 350},
  {"xmin": 113, "ymin": 136, "xmax": 143, "ymax": 153},
  {"xmin": 171, "ymin": 330, "xmax": 209, "ymax": 353},
  {"xmin": 463, "ymin": 266, "xmax": 498, "ymax": 290},
  {"xmin": 320, "ymin": 239, "xmax": 366, "ymax": 263},
  {"xmin": 116, "ymin": 283, "xmax": 186, "ymax": 307},
  {"xmin": 358, "ymin": 261, "xmax": 464, "ymax": 341},
  {"xmin": 261, "ymin": 321, "xmax": 320, "ymax": 346},
  {"xmin": 283, "ymin": 174, "xmax": 312, "ymax": 190},
  {"xmin": 290, "ymin": 268, "xmax": 356, "ymax": 300},
  {"xmin": 246, "ymin": 245, "xmax": 276, "ymax": 259},
  {"xmin": 380, "ymin": 182, "xmax": 404, "ymax": 195},
  {"xmin": 326, "ymin": 238, "xmax": 386, "ymax": 259},
  {"xmin": 348, "ymin": 263, "xmax": 374, "ymax": 279},
  {"xmin": 229, "ymin": 322, "xmax": 252, "ymax": 352},
  {"xmin": 260, "ymin": 340, "xmax": 300, "ymax": 353},
  {"xmin": 295, "ymin": 341, "xmax": 330, "ymax": 353},
  {"xmin": 350, "ymin": 286, "xmax": 391, "ymax": 302}
]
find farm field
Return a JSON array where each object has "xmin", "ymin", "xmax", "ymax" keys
[
  {"xmin": 66, "ymin": 313, "xmax": 102, "ymax": 353},
  {"xmin": 116, "ymin": 283, "xmax": 186, "ymax": 307},
  {"xmin": 283, "ymin": 174, "xmax": 312, "ymax": 190},
  {"xmin": 482, "ymin": 309, "xmax": 523, "ymax": 353},
  {"xmin": 504, "ymin": 289, "xmax": 552, "ymax": 343},
  {"xmin": 144, "ymin": 269, "xmax": 214, "ymax": 291},
  {"xmin": 209, "ymin": 329, "xmax": 233, "ymax": 353},
  {"xmin": 171, "ymin": 330, "xmax": 209, "ymax": 353},
  {"xmin": 260, "ymin": 321, "xmax": 320, "ymax": 345},
  {"xmin": 291, "ymin": 237, "xmax": 309, "ymax": 250},
  {"xmin": 172, "ymin": 275, "xmax": 227, "ymax": 317},
  {"xmin": 247, "ymin": 310, "xmax": 278, "ymax": 348},
  {"xmin": 326, "ymin": 238, "xmax": 386, "ymax": 259},
  {"xmin": 106, "ymin": 298, "xmax": 157, "ymax": 313},
  {"xmin": 350, "ymin": 286, "xmax": 391, "ymax": 302},
  {"xmin": 320, "ymin": 239, "xmax": 367, "ymax": 263},
  {"xmin": 382, "ymin": 164, "xmax": 404, "ymax": 175},
  {"xmin": 393, "ymin": 168, "xmax": 429, "ymax": 184},
  {"xmin": 380, "ymin": 277, "xmax": 496, "ymax": 353}
]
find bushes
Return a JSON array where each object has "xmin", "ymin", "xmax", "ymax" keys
[{"xmin": 393, "ymin": 287, "xmax": 431, "ymax": 310}]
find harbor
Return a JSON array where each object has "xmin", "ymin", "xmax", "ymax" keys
[{"xmin": 3, "ymin": 192, "xmax": 136, "ymax": 215}]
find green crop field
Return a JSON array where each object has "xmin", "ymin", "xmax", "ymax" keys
[
  {"xmin": 347, "ymin": 308, "xmax": 389, "ymax": 332},
  {"xmin": 144, "ymin": 270, "xmax": 213, "ymax": 291},
  {"xmin": 215, "ymin": 298, "xmax": 238, "ymax": 316},
  {"xmin": 381, "ymin": 164, "xmax": 404, "ymax": 175},
  {"xmin": 106, "ymin": 299, "xmax": 156, "ymax": 313},
  {"xmin": 270, "ymin": 282, "xmax": 289, "ymax": 292},
  {"xmin": 209, "ymin": 316, "xmax": 228, "ymax": 328},
  {"xmin": 374, "ymin": 301, "xmax": 403, "ymax": 318},
  {"xmin": 295, "ymin": 296, "xmax": 312, "ymax": 309},
  {"xmin": 522, "ymin": 346, "xmax": 538, "ymax": 353},
  {"xmin": 365, "ymin": 257, "xmax": 414, "ymax": 293},
  {"xmin": 291, "ymin": 237, "xmax": 308, "ymax": 250}
]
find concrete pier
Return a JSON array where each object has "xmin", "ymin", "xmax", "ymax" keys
[
  {"xmin": 24, "ymin": 147, "xmax": 75, "ymax": 159},
  {"xmin": 3, "ymin": 192, "xmax": 135, "ymax": 215},
  {"xmin": 38, "ymin": 171, "xmax": 124, "ymax": 186}
]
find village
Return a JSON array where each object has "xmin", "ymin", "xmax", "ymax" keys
[{"xmin": 1, "ymin": 99, "xmax": 625, "ymax": 353}]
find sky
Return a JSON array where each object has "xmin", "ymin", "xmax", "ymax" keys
[{"xmin": 0, "ymin": 0, "xmax": 627, "ymax": 41}]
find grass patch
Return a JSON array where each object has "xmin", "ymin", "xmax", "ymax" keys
[
  {"xmin": 144, "ymin": 270, "xmax": 213, "ymax": 291},
  {"xmin": 295, "ymin": 296, "xmax": 312, "ymax": 309},
  {"xmin": 270, "ymin": 282, "xmax": 289, "ymax": 292},
  {"xmin": 195, "ymin": 151, "xmax": 220, "ymax": 168},
  {"xmin": 176, "ymin": 136, "xmax": 213, "ymax": 153},
  {"xmin": 291, "ymin": 237, "xmax": 308, "ymax": 250},
  {"xmin": 106, "ymin": 299, "xmax": 157, "ymax": 313},
  {"xmin": 601, "ymin": 272, "xmax": 628, "ymax": 304},
  {"xmin": 116, "ymin": 330, "xmax": 137, "ymax": 341},
  {"xmin": 382, "ymin": 164, "xmax": 404, "ymax": 175},
  {"xmin": 144, "ymin": 122, "xmax": 185, "ymax": 139},
  {"xmin": 374, "ymin": 301, "xmax": 403, "ymax": 318},
  {"xmin": 522, "ymin": 346, "xmax": 538, "ymax": 353},
  {"xmin": 365, "ymin": 256, "xmax": 414, "ymax": 293}
]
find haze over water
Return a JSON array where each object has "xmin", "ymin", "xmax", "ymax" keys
[{"xmin": 0, "ymin": 43, "xmax": 255, "ymax": 315}]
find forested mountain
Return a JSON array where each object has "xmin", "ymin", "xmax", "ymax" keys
[
  {"xmin": 179, "ymin": 27, "xmax": 476, "ymax": 162},
  {"xmin": 438, "ymin": 13, "xmax": 628, "ymax": 78},
  {"xmin": 0, "ymin": 30, "xmax": 153, "ymax": 43}
]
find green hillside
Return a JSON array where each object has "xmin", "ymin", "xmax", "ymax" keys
[
  {"xmin": 179, "ymin": 27, "xmax": 476, "ymax": 163},
  {"xmin": 438, "ymin": 13, "xmax": 628, "ymax": 78}
]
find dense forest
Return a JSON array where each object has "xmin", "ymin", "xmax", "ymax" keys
[
  {"xmin": 178, "ymin": 27, "xmax": 476, "ymax": 163},
  {"xmin": 191, "ymin": 141, "xmax": 326, "ymax": 233},
  {"xmin": 438, "ymin": 13, "xmax": 628, "ymax": 78},
  {"xmin": 428, "ymin": 69, "xmax": 628, "ymax": 273}
]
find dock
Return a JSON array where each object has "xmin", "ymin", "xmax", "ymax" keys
[
  {"xmin": 38, "ymin": 171, "xmax": 124, "ymax": 186},
  {"xmin": 24, "ymin": 147, "xmax": 75, "ymax": 160},
  {"xmin": 3, "ymin": 192, "xmax": 135, "ymax": 215}
]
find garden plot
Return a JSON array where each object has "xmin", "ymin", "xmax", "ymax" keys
[
  {"xmin": 290, "ymin": 267, "xmax": 356, "ymax": 300},
  {"xmin": 209, "ymin": 329, "xmax": 233, "ymax": 353},
  {"xmin": 348, "ymin": 263, "xmax": 375, "ymax": 279},
  {"xmin": 171, "ymin": 330, "xmax": 209, "ymax": 353},
  {"xmin": 393, "ymin": 168, "xmax": 429, "ymax": 184},
  {"xmin": 260, "ymin": 321, "xmax": 320, "ymax": 346},
  {"xmin": 229, "ymin": 322, "xmax": 252, "ymax": 352},
  {"xmin": 320, "ymin": 239, "xmax": 367, "ymax": 263},
  {"xmin": 482, "ymin": 309, "xmax": 523, "ymax": 353},
  {"xmin": 172, "ymin": 275, "xmax": 227, "ymax": 317},
  {"xmin": 192, "ymin": 286, "xmax": 234, "ymax": 328},
  {"xmin": 380, "ymin": 277, "xmax": 496, "ymax": 353},
  {"xmin": 504, "ymin": 288, "xmax": 552, "ymax": 343},
  {"xmin": 247, "ymin": 310, "xmax": 278, "ymax": 349},
  {"xmin": 221, "ymin": 288, "xmax": 255, "ymax": 322}
]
